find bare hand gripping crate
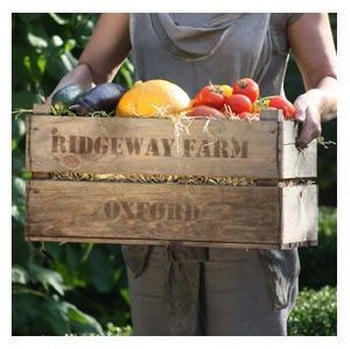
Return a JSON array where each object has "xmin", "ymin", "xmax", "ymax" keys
[{"xmin": 25, "ymin": 107, "xmax": 318, "ymax": 249}]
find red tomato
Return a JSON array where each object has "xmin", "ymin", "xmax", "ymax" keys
[
  {"xmin": 224, "ymin": 94, "xmax": 253, "ymax": 115},
  {"xmin": 232, "ymin": 77, "xmax": 260, "ymax": 103},
  {"xmin": 192, "ymin": 85, "xmax": 226, "ymax": 109},
  {"xmin": 264, "ymin": 95, "xmax": 296, "ymax": 119},
  {"xmin": 186, "ymin": 105, "xmax": 225, "ymax": 119}
]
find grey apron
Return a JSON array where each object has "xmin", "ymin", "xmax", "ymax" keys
[{"xmin": 123, "ymin": 12, "xmax": 303, "ymax": 335}]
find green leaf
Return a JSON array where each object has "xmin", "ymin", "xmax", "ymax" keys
[
  {"xmin": 12, "ymin": 117, "xmax": 26, "ymax": 138},
  {"xmin": 13, "ymin": 176, "xmax": 25, "ymax": 197},
  {"xmin": 51, "ymin": 34, "xmax": 64, "ymax": 47},
  {"xmin": 60, "ymin": 51, "xmax": 77, "ymax": 71},
  {"xmin": 49, "ymin": 13, "xmax": 68, "ymax": 25},
  {"xmin": 12, "ymin": 291, "xmax": 70, "ymax": 335},
  {"xmin": 40, "ymin": 296, "xmax": 71, "ymax": 335},
  {"xmin": 65, "ymin": 244, "xmax": 80, "ymax": 269},
  {"xmin": 120, "ymin": 288, "xmax": 131, "ymax": 305},
  {"xmin": 37, "ymin": 54, "xmax": 47, "ymax": 74},
  {"xmin": 19, "ymin": 170, "xmax": 33, "ymax": 180},
  {"xmin": 105, "ymin": 323, "xmax": 133, "ymax": 336},
  {"xmin": 12, "ymin": 175, "xmax": 25, "ymax": 200},
  {"xmin": 45, "ymin": 52, "xmax": 71, "ymax": 80},
  {"xmin": 62, "ymin": 301, "xmax": 105, "ymax": 335},
  {"xmin": 288, "ymin": 286, "xmax": 337, "ymax": 335},
  {"xmin": 27, "ymin": 32, "xmax": 48, "ymax": 48},
  {"xmin": 12, "ymin": 204, "xmax": 24, "ymax": 226},
  {"xmin": 81, "ymin": 243, "xmax": 94, "ymax": 263},
  {"xmin": 12, "ymin": 138, "xmax": 18, "ymax": 151},
  {"xmin": 28, "ymin": 263, "xmax": 65, "ymax": 296},
  {"xmin": 65, "ymin": 303, "xmax": 92, "ymax": 324},
  {"xmin": 12, "ymin": 90, "xmax": 41, "ymax": 109},
  {"xmin": 12, "ymin": 284, "xmax": 46, "ymax": 297},
  {"xmin": 12, "ymin": 150, "xmax": 25, "ymax": 175},
  {"xmin": 87, "ymin": 247, "xmax": 115, "ymax": 293},
  {"xmin": 12, "ymin": 219, "xmax": 31, "ymax": 267},
  {"xmin": 12, "ymin": 265, "xmax": 29, "ymax": 284},
  {"xmin": 65, "ymin": 39, "xmax": 76, "ymax": 52},
  {"xmin": 115, "ymin": 57, "xmax": 135, "ymax": 89}
]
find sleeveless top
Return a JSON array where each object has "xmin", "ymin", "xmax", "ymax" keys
[
  {"xmin": 130, "ymin": 13, "xmax": 302, "ymax": 97},
  {"xmin": 123, "ymin": 12, "xmax": 303, "ymax": 313}
]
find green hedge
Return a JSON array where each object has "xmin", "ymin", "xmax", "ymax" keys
[
  {"xmin": 288, "ymin": 286, "xmax": 337, "ymax": 336},
  {"xmin": 69, "ymin": 286, "xmax": 337, "ymax": 336},
  {"xmin": 299, "ymin": 206, "xmax": 337, "ymax": 289}
]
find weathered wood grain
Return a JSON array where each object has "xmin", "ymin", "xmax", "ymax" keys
[
  {"xmin": 26, "ymin": 114, "xmax": 316, "ymax": 179},
  {"xmin": 280, "ymin": 185, "xmax": 318, "ymax": 246},
  {"xmin": 278, "ymin": 121, "xmax": 317, "ymax": 178},
  {"xmin": 26, "ymin": 180, "xmax": 317, "ymax": 249},
  {"xmin": 25, "ymin": 110, "xmax": 318, "ymax": 248}
]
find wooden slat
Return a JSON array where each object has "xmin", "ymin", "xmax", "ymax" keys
[
  {"xmin": 280, "ymin": 184, "xmax": 318, "ymax": 246},
  {"xmin": 26, "ymin": 115, "xmax": 286, "ymax": 179},
  {"xmin": 26, "ymin": 180, "xmax": 281, "ymax": 247},
  {"xmin": 26, "ymin": 180, "xmax": 317, "ymax": 249}
]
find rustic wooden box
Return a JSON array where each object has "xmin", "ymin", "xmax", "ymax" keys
[{"xmin": 25, "ymin": 109, "xmax": 318, "ymax": 249}]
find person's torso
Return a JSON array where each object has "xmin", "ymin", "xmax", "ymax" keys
[{"xmin": 129, "ymin": 13, "xmax": 296, "ymax": 97}]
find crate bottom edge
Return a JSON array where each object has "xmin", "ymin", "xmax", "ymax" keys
[{"xmin": 25, "ymin": 236, "xmax": 317, "ymax": 249}]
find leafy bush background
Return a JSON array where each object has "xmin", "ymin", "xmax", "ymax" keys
[
  {"xmin": 12, "ymin": 13, "xmax": 337, "ymax": 336},
  {"xmin": 287, "ymin": 286, "xmax": 337, "ymax": 336}
]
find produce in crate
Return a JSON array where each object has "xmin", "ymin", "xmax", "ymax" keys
[
  {"xmin": 185, "ymin": 105, "xmax": 225, "ymax": 119},
  {"xmin": 51, "ymin": 83, "xmax": 87, "ymax": 112},
  {"xmin": 27, "ymin": 74, "xmax": 317, "ymax": 248},
  {"xmin": 116, "ymin": 79, "xmax": 191, "ymax": 117},
  {"xmin": 70, "ymin": 82, "xmax": 126, "ymax": 115},
  {"xmin": 224, "ymin": 94, "xmax": 253, "ymax": 117},
  {"xmin": 192, "ymin": 84, "xmax": 226, "ymax": 110},
  {"xmin": 49, "ymin": 77, "xmax": 296, "ymax": 121},
  {"xmin": 259, "ymin": 95, "xmax": 296, "ymax": 119},
  {"xmin": 232, "ymin": 77, "xmax": 260, "ymax": 103},
  {"xmin": 189, "ymin": 77, "xmax": 296, "ymax": 120}
]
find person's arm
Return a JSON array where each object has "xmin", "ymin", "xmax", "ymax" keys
[
  {"xmin": 78, "ymin": 13, "xmax": 131, "ymax": 83},
  {"xmin": 287, "ymin": 13, "xmax": 337, "ymax": 148},
  {"xmin": 47, "ymin": 13, "xmax": 131, "ymax": 103}
]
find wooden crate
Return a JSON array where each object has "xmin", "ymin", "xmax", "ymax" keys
[{"xmin": 25, "ymin": 109, "xmax": 318, "ymax": 249}]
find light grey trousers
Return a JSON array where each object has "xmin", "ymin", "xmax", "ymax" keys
[{"xmin": 126, "ymin": 246, "xmax": 298, "ymax": 336}]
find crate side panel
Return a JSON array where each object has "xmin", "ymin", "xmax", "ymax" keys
[
  {"xmin": 26, "ymin": 180, "xmax": 281, "ymax": 246},
  {"xmin": 279, "ymin": 121, "xmax": 317, "ymax": 178},
  {"xmin": 280, "ymin": 185, "xmax": 318, "ymax": 246},
  {"xmin": 27, "ymin": 116, "xmax": 280, "ymax": 178}
]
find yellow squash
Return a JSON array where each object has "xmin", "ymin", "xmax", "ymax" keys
[{"xmin": 116, "ymin": 79, "xmax": 191, "ymax": 118}]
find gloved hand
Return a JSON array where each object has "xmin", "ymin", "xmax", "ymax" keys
[
  {"xmin": 293, "ymin": 90, "xmax": 323, "ymax": 149},
  {"xmin": 46, "ymin": 63, "xmax": 95, "ymax": 105}
]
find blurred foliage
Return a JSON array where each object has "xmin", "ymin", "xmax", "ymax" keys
[
  {"xmin": 299, "ymin": 206, "xmax": 337, "ymax": 289},
  {"xmin": 287, "ymin": 286, "xmax": 337, "ymax": 336},
  {"xmin": 12, "ymin": 13, "xmax": 337, "ymax": 335},
  {"xmin": 12, "ymin": 13, "xmax": 132, "ymax": 336},
  {"xmin": 13, "ymin": 13, "xmax": 97, "ymax": 108}
]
